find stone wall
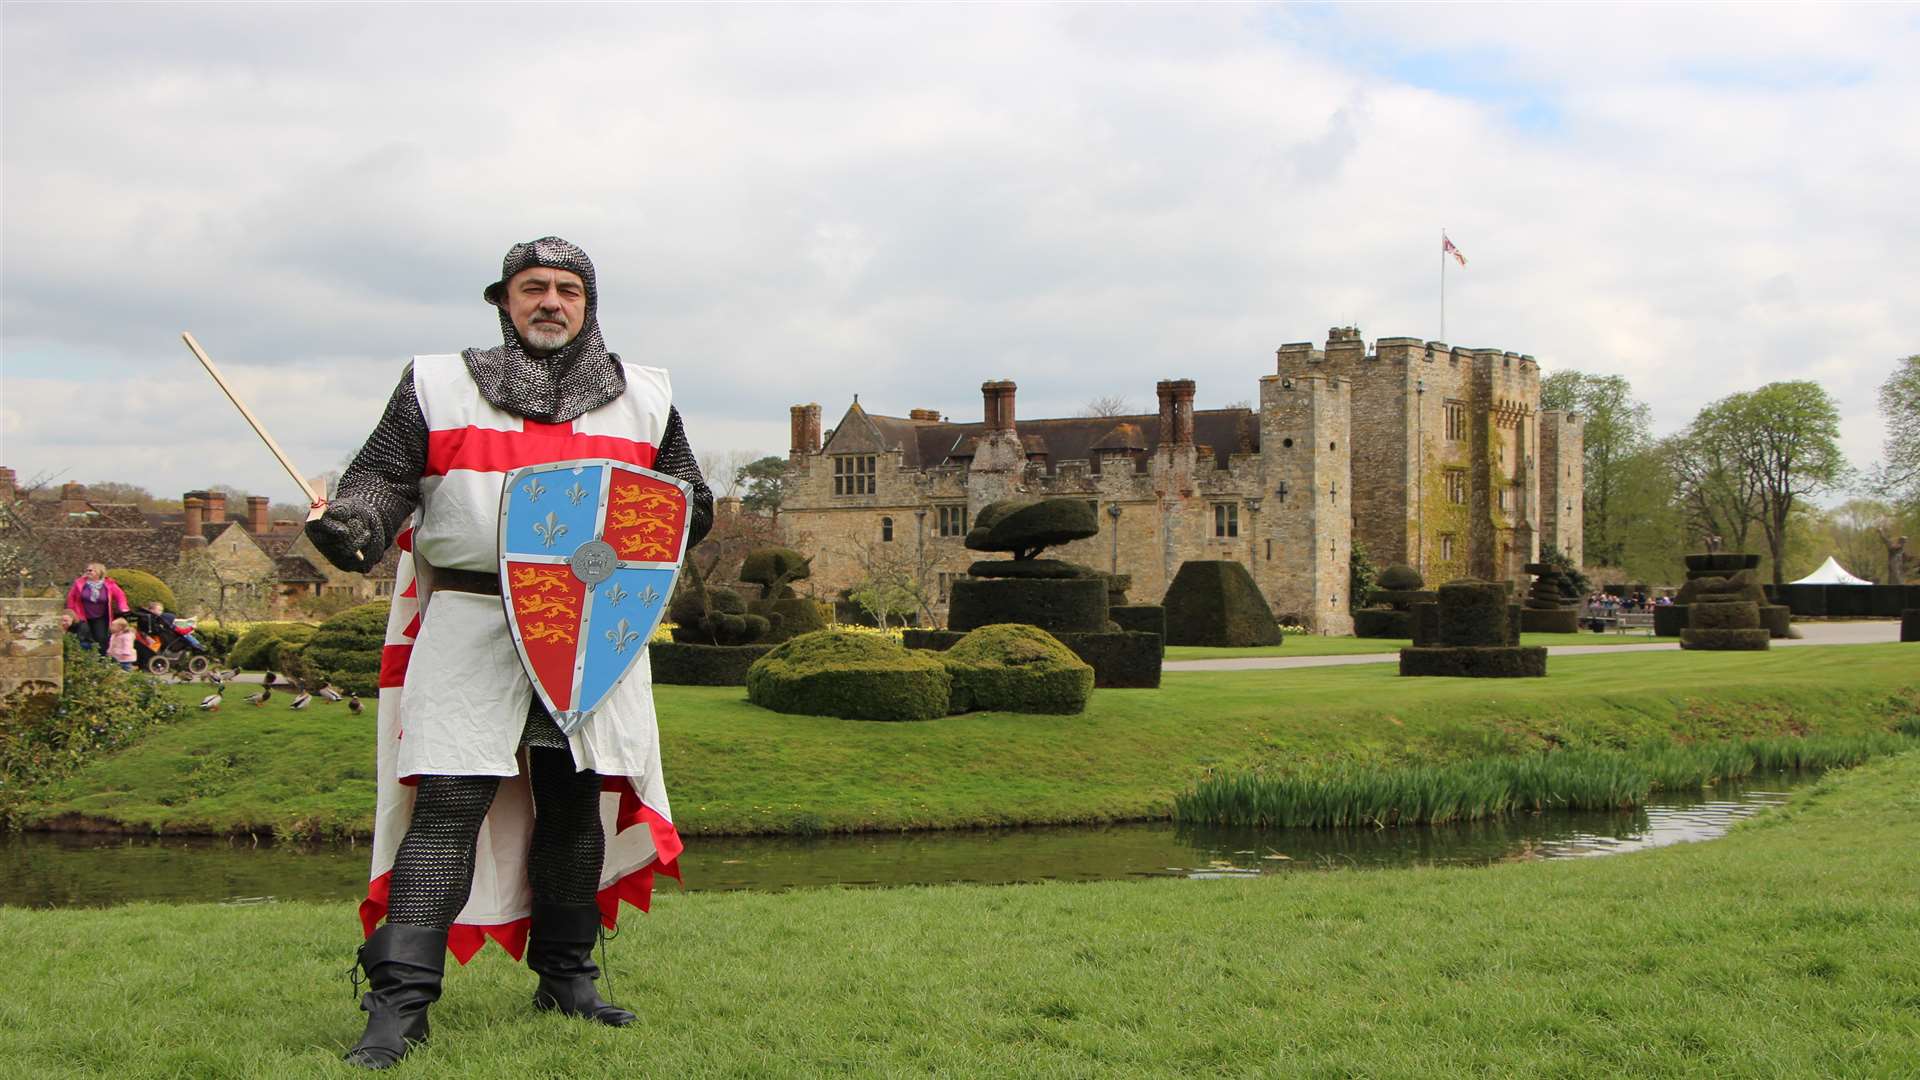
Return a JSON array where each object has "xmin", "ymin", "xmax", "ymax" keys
[
  {"xmin": 0, "ymin": 597, "xmax": 64, "ymax": 702},
  {"xmin": 1539, "ymin": 410, "xmax": 1585, "ymax": 565}
]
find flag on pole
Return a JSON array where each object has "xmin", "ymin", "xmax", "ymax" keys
[{"xmin": 1442, "ymin": 233, "xmax": 1467, "ymax": 266}]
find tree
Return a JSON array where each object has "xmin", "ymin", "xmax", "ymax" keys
[
  {"xmin": 1540, "ymin": 372, "xmax": 1653, "ymax": 566},
  {"xmin": 1819, "ymin": 498, "xmax": 1897, "ymax": 584},
  {"xmin": 1711, "ymin": 382, "xmax": 1851, "ymax": 585},
  {"xmin": 1663, "ymin": 410, "xmax": 1762, "ymax": 554},
  {"xmin": 1080, "ymin": 395, "xmax": 1134, "ymax": 417},
  {"xmin": 83, "ymin": 482, "xmax": 173, "ymax": 513},
  {"xmin": 699, "ymin": 448, "xmax": 764, "ymax": 500},
  {"xmin": 1871, "ymin": 354, "xmax": 1920, "ymax": 512},
  {"xmin": 736, "ymin": 455, "xmax": 790, "ymax": 516}
]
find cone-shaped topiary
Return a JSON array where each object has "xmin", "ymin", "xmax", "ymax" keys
[
  {"xmin": 964, "ymin": 499, "xmax": 1099, "ymax": 560},
  {"xmin": 1162, "ymin": 560, "xmax": 1283, "ymax": 647},
  {"xmin": 941, "ymin": 624, "xmax": 1094, "ymax": 714},
  {"xmin": 746, "ymin": 629, "xmax": 951, "ymax": 721}
]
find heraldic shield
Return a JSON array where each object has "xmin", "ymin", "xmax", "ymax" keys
[{"xmin": 498, "ymin": 459, "xmax": 691, "ymax": 735}]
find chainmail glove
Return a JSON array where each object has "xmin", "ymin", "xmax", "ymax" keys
[{"xmin": 306, "ymin": 505, "xmax": 383, "ymax": 573}]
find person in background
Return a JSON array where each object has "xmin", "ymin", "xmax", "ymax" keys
[
  {"xmin": 65, "ymin": 563, "xmax": 129, "ymax": 654},
  {"xmin": 106, "ymin": 617, "xmax": 137, "ymax": 669}
]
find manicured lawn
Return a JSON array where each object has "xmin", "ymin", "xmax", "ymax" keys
[
  {"xmin": 19, "ymin": 645, "xmax": 1919, "ymax": 838},
  {"xmin": 1166, "ymin": 632, "xmax": 1680, "ymax": 661},
  {"xmin": 5, "ymin": 751, "xmax": 1918, "ymax": 1078}
]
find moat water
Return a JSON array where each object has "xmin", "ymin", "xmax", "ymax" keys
[{"xmin": 3, "ymin": 773, "xmax": 1811, "ymax": 908}]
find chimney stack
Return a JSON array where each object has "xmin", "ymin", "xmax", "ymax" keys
[
  {"xmin": 982, "ymin": 380, "xmax": 1017, "ymax": 432},
  {"xmin": 204, "ymin": 490, "xmax": 227, "ymax": 527},
  {"xmin": 60, "ymin": 482, "xmax": 88, "ymax": 516},
  {"xmin": 0, "ymin": 467, "xmax": 15, "ymax": 506},
  {"xmin": 1156, "ymin": 379, "xmax": 1196, "ymax": 446},
  {"xmin": 247, "ymin": 496, "xmax": 271, "ymax": 534},
  {"xmin": 909, "ymin": 408, "xmax": 941, "ymax": 422},
  {"xmin": 182, "ymin": 493, "xmax": 206, "ymax": 544}
]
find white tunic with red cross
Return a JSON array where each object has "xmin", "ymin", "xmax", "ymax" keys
[{"xmin": 361, "ymin": 353, "xmax": 683, "ymax": 964}]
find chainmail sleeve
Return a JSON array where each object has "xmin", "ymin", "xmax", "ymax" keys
[
  {"xmin": 307, "ymin": 367, "xmax": 427, "ymax": 573},
  {"xmin": 653, "ymin": 406, "xmax": 713, "ymax": 551}
]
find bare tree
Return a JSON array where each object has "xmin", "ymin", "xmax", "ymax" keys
[
  {"xmin": 698, "ymin": 448, "xmax": 764, "ymax": 500},
  {"xmin": 1080, "ymin": 395, "xmax": 1134, "ymax": 418},
  {"xmin": 831, "ymin": 529, "xmax": 952, "ymax": 628}
]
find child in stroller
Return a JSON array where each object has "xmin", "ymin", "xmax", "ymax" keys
[{"xmin": 133, "ymin": 600, "xmax": 211, "ymax": 676}]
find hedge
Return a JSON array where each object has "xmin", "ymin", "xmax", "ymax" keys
[
  {"xmin": 1690, "ymin": 601, "xmax": 1759, "ymax": 631},
  {"xmin": 1518, "ymin": 607, "xmax": 1580, "ymax": 634},
  {"xmin": 940, "ymin": 624, "xmax": 1092, "ymax": 714},
  {"xmin": 1161, "ymin": 561, "xmax": 1282, "ymax": 647},
  {"xmin": 746, "ymin": 630, "xmax": 950, "ymax": 721},
  {"xmin": 1683, "ymin": 553, "xmax": 1761, "ymax": 574},
  {"xmin": 1653, "ymin": 604, "xmax": 1689, "ymax": 638},
  {"xmin": 1109, "ymin": 604, "xmax": 1165, "ymax": 649},
  {"xmin": 108, "ymin": 568, "xmax": 175, "ymax": 614},
  {"xmin": 1679, "ymin": 628, "xmax": 1771, "ymax": 651},
  {"xmin": 966, "ymin": 559, "xmax": 1091, "ymax": 580},
  {"xmin": 1411, "ymin": 602, "xmax": 1439, "ymax": 647},
  {"xmin": 1352, "ymin": 608, "xmax": 1414, "ymax": 639},
  {"xmin": 1760, "ymin": 605, "xmax": 1792, "ymax": 639},
  {"xmin": 1436, "ymin": 580, "xmax": 1509, "ymax": 647},
  {"xmin": 905, "ymin": 628, "xmax": 1162, "ymax": 689},
  {"xmin": 650, "ymin": 642, "xmax": 775, "ymax": 686},
  {"xmin": 1903, "ymin": 609, "xmax": 1919, "ymax": 643},
  {"xmin": 948, "ymin": 577, "xmax": 1107, "ymax": 634},
  {"xmin": 1398, "ymin": 645, "xmax": 1547, "ymax": 678},
  {"xmin": 749, "ymin": 597, "xmax": 828, "ymax": 643},
  {"xmin": 301, "ymin": 601, "xmax": 390, "ymax": 696},
  {"xmin": 229, "ymin": 622, "xmax": 318, "ymax": 671}
]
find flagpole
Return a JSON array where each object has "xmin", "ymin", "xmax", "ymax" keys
[{"xmin": 1439, "ymin": 227, "xmax": 1446, "ymax": 343}]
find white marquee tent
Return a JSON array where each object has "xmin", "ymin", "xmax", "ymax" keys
[{"xmin": 1788, "ymin": 556, "xmax": 1873, "ymax": 585}]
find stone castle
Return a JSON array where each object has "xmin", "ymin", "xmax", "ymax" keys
[{"xmin": 779, "ymin": 327, "xmax": 1583, "ymax": 633}]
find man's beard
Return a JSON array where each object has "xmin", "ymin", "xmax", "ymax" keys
[{"xmin": 522, "ymin": 320, "xmax": 576, "ymax": 352}]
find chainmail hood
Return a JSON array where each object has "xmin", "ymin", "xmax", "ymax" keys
[{"xmin": 465, "ymin": 236, "xmax": 626, "ymax": 424}]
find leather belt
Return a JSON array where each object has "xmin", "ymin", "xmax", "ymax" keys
[{"xmin": 434, "ymin": 568, "xmax": 501, "ymax": 596}]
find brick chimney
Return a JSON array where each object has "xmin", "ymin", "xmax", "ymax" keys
[
  {"xmin": 60, "ymin": 482, "xmax": 88, "ymax": 515},
  {"xmin": 982, "ymin": 380, "xmax": 1017, "ymax": 432},
  {"xmin": 182, "ymin": 493, "xmax": 206, "ymax": 547},
  {"xmin": 203, "ymin": 490, "xmax": 227, "ymax": 527},
  {"xmin": 0, "ymin": 467, "xmax": 15, "ymax": 506},
  {"xmin": 1156, "ymin": 379, "xmax": 1196, "ymax": 446},
  {"xmin": 246, "ymin": 495, "xmax": 271, "ymax": 534},
  {"xmin": 789, "ymin": 403, "xmax": 823, "ymax": 464}
]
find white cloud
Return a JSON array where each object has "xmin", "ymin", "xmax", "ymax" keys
[{"xmin": 3, "ymin": 3, "xmax": 1914, "ymax": 502}]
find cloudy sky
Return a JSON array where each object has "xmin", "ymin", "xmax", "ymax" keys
[{"xmin": 4, "ymin": 3, "xmax": 1915, "ymax": 504}]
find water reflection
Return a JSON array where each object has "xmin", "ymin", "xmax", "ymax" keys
[{"xmin": 1, "ymin": 775, "xmax": 1806, "ymax": 908}]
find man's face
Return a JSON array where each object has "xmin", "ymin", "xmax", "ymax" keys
[{"xmin": 502, "ymin": 266, "xmax": 587, "ymax": 352}]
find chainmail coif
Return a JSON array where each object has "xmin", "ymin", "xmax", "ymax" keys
[{"xmin": 466, "ymin": 237, "xmax": 625, "ymax": 425}]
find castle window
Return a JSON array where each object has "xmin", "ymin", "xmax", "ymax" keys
[
  {"xmin": 1444, "ymin": 401, "xmax": 1466, "ymax": 441},
  {"xmin": 1440, "ymin": 534, "xmax": 1456, "ymax": 561},
  {"xmin": 1445, "ymin": 468, "xmax": 1467, "ymax": 505},
  {"xmin": 1213, "ymin": 502, "xmax": 1238, "ymax": 539},
  {"xmin": 881, "ymin": 516, "xmax": 894, "ymax": 542},
  {"xmin": 833, "ymin": 454, "xmax": 876, "ymax": 496},
  {"xmin": 937, "ymin": 504, "xmax": 969, "ymax": 537},
  {"xmin": 1265, "ymin": 539, "xmax": 1272, "ymax": 561}
]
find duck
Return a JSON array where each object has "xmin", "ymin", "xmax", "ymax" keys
[{"xmin": 199, "ymin": 691, "xmax": 222, "ymax": 711}]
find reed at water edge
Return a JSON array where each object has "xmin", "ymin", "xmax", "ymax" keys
[{"xmin": 1172, "ymin": 731, "xmax": 1920, "ymax": 830}]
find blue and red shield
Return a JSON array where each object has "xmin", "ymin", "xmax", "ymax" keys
[{"xmin": 498, "ymin": 459, "xmax": 690, "ymax": 735}]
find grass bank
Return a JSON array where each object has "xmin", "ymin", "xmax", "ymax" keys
[
  {"xmin": 16, "ymin": 644, "xmax": 1918, "ymax": 839},
  {"xmin": 6, "ymin": 751, "xmax": 1919, "ymax": 1078},
  {"xmin": 1165, "ymin": 631, "xmax": 1679, "ymax": 661}
]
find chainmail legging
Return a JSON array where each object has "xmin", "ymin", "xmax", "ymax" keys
[{"xmin": 385, "ymin": 746, "xmax": 607, "ymax": 927}]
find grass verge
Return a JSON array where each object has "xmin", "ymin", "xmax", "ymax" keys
[
  {"xmin": 13, "ymin": 644, "xmax": 1920, "ymax": 838},
  {"xmin": 4, "ymin": 751, "xmax": 1918, "ymax": 1078},
  {"xmin": 1166, "ymin": 631, "xmax": 1679, "ymax": 661}
]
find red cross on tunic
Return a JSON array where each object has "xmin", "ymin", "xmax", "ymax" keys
[{"xmin": 426, "ymin": 418, "xmax": 658, "ymax": 477}]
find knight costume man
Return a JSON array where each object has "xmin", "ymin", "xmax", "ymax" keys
[{"xmin": 308, "ymin": 238, "xmax": 711, "ymax": 1069}]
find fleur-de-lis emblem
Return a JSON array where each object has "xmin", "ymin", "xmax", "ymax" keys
[
  {"xmin": 638, "ymin": 585, "xmax": 661, "ymax": 607},
  {"xmin": 522, "ymin": 477, "xmax": 547, "ymax": 503},
  {"xmin": 532, "ymin": 511, "xmax": 568, "ymax": 549},
  {"xmin": 603, "ymin": 582, "xmax": 629, "ymax": 607},
  {"xmin": 605, "ymin": 618, "xmax": 640, "ymax": 654},
  {"xmin": 565, "ymin": 481, "xmax": 589, "ymax": 506}
]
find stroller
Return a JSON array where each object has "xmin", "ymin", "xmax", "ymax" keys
[{"xmin": 133, "ymin": 607, "xmax": 211, "ymax": 676}]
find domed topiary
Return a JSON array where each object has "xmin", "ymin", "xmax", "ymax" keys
[
  {"xmin": 302, "ymin": 601, "xmax": 391, "ymax": 696},
  {"xmin": 941, "ymin": 624, "xmax": 1094, "ymax": 714},
  {"xmin": 109, "ymin": 567, "xmax": 176, "ymax": 613},
  {"xmin": 229, "ymin": 621, "xmax": 317, "ymax": 671},
  {"xmin": 1376, "ymin": 564, "xmax": 1423, "ymax": 592},
  {"xmin": 746, "ymin": 629, "xmax": 951, "ymax": 721},
  {"xmin": 964, "ymin": 499, "xmax": 1099, "ymax": 560}
]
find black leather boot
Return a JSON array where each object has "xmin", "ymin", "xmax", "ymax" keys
[
  {"xmin": 344, "ymin": 924, "xmax": 448, "ymax": 1069},
  {"xmin": 527, "ymin": 901, "xmax": 635, "ymax": 1026}
]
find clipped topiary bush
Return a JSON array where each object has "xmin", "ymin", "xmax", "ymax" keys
[
  {"xmin": 1437, "ymin": 580, "xmax": 1509, "ymax": 647},
  {"xmin": 108, "ymin": 568, "xmax": 175, "ymax": 614},
  {"xmin": 301, "ymin": 601, "xmax": 390, "ymax": 696},
  {"xmin": 751, "ymin": 596, "xmax": 827, "ymax": 643},
  {"xmin": 1679, "ymin": 628, "xmax": 1770, "ymax": 651},
  {"xmin": 1352, "ymin": 608, "xmax": 1414, "ymax": 639},
  {"xmin": 940, "ymin": 624, "xmax": 1093, "ymax": 714},
  {"xmin": 966, "ymin": 559, "xmax": 1094, "ymax": 580},
  {"xmin": 1902, "ymin": 609, "xmax": 1918, "ymax": 643},
  {"xmin": 1162, "ymin": 560, "xmax": 1282, "ymax": 647},
  {"xmin": 1691, "ymin": 601, "xmax": 1760, "ymax": 630},
  {"xmin": 651, "ymin": 641, "xmax": 776, "ymax": 685},
  {"xmin": 1377, "ymin": 564, "xmax": 1423, "ymax": 592},
  {"xmin": 1399, "ymin": 645, "xmax": 1547, "ymax": 678},
  {"xmin": 670, "ymin": 573, "xmax": 771, "ymax": 646},
  {"xmin": 739, "ymin": 548, "xmax": 812, "ymax": 598},
  {"xmin": 229, "ymin": 621, "xmax": 318, "ymax": 671},
  {"xmin": 948, "ymin": 577, "xmax": 1107, "ymax": 633},
  {"xmin": 1109, "ymin": 603, "xmax": 1165, "ymax": 644},
  {"xmin": 746, "ymin": 629, "xmax": 951, "ymax": 721},
  {"xmin": 964, "ymin": 499, "xmax": 1099, "ymax": 560}
]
